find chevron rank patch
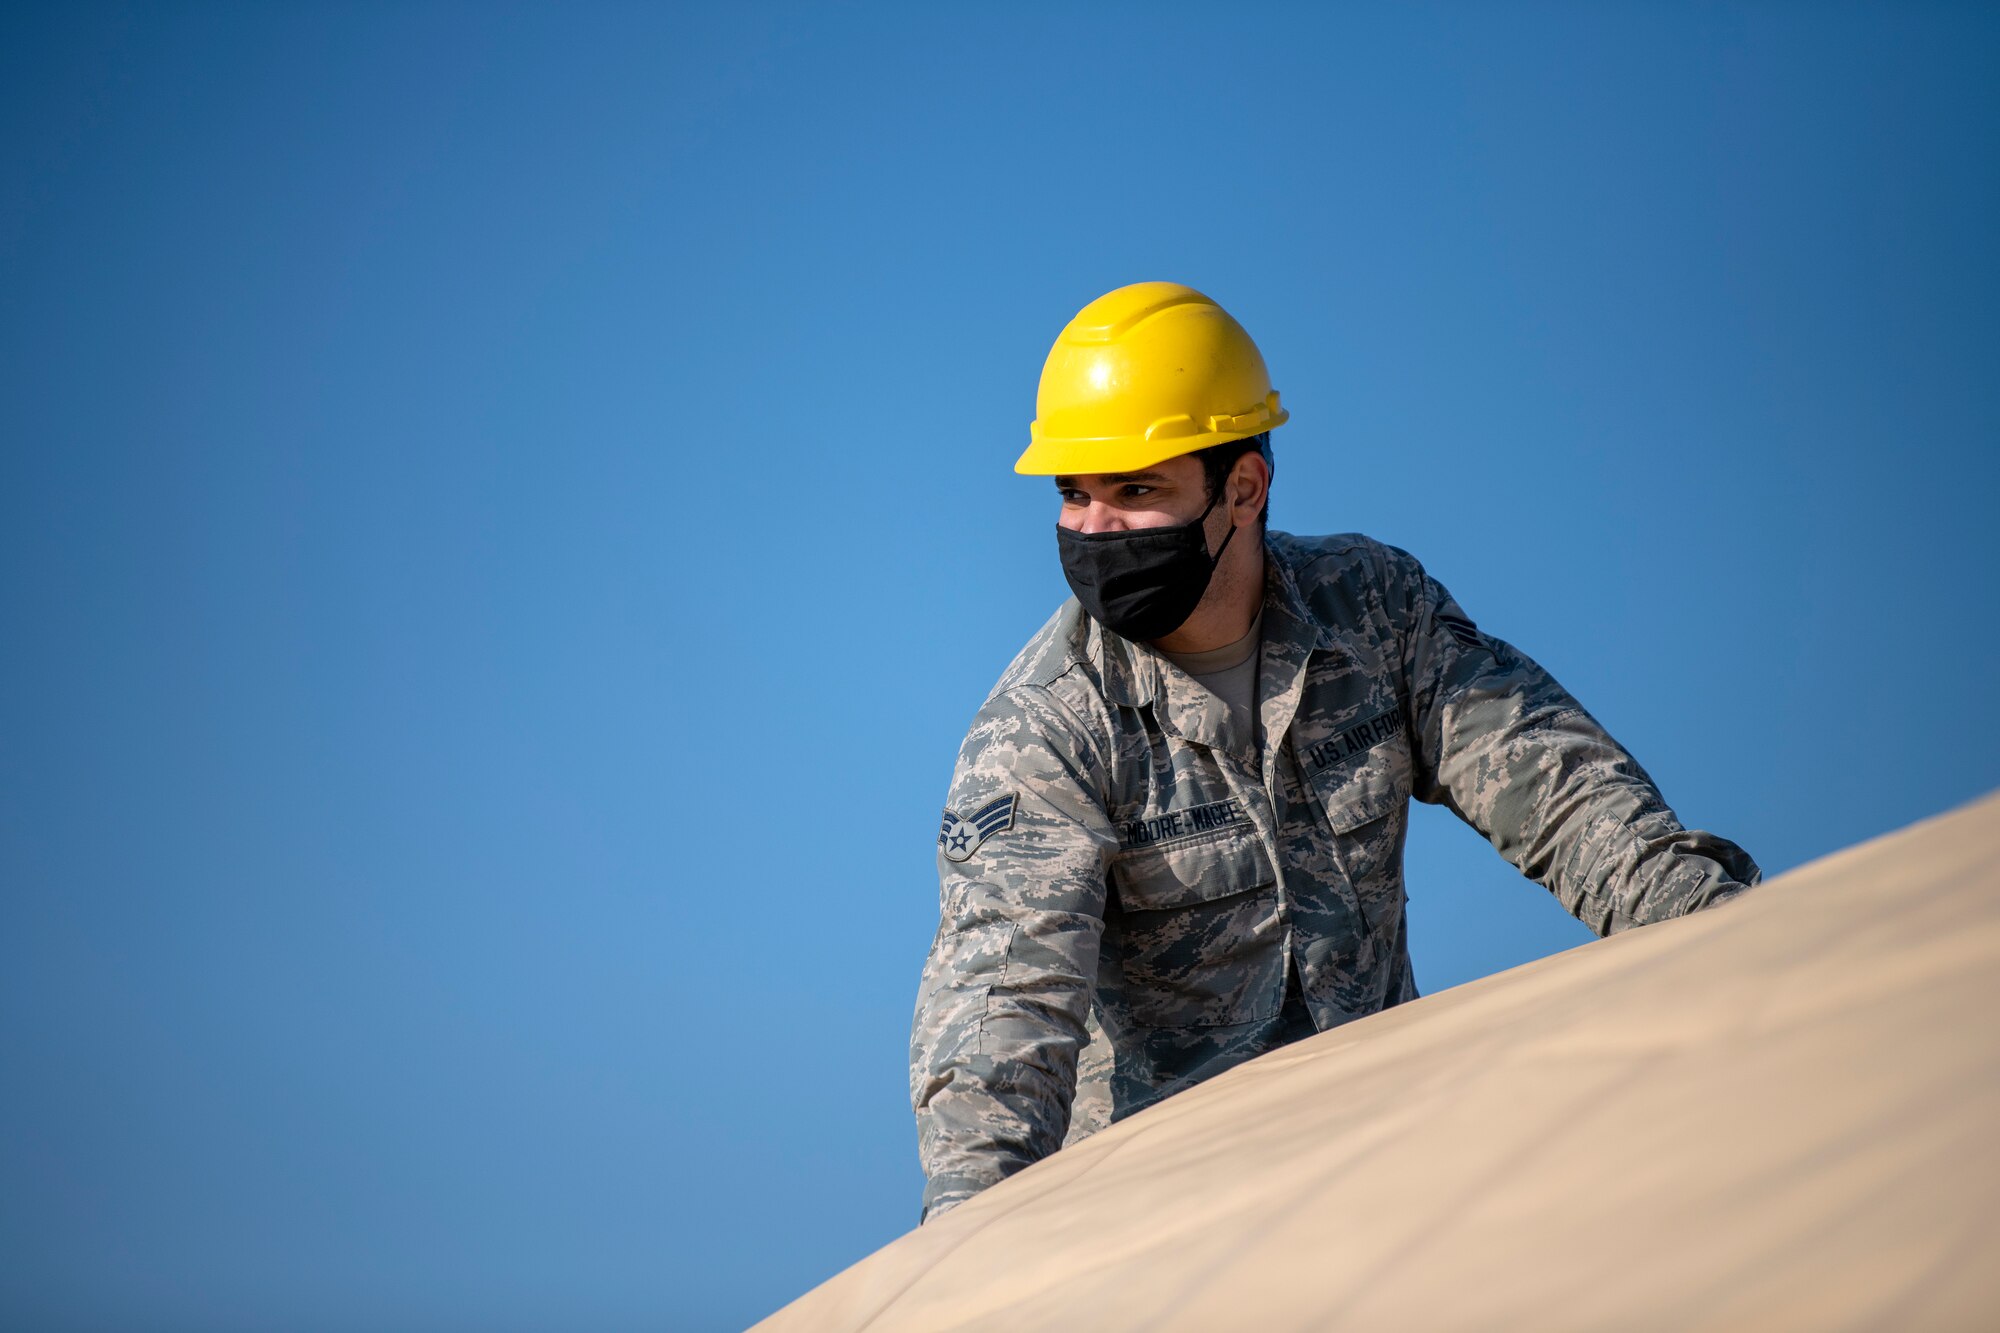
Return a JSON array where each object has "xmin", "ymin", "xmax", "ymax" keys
[
  {"xmin": 939, "ymin": 793, "xmax": 1016, "ymax": 863},
  {"xmin": 1438, "ymin": 610, "xmax": 1482, "ymax": 650}
]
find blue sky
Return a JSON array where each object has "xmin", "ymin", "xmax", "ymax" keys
[{"xmin": 3, "ymin": 4, "xmax": 1996, "ymax": 1330}]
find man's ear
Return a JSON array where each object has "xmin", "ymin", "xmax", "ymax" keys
[{"xmin": 1230, "ymin": 451, "xmax": 1271, "ymax": 522}]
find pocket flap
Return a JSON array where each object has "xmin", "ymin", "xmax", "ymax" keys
[
  {"xmin": 1112, "ymin": 832, "xmax": 1275, "ymax": 912},
  {"xmin": 1312, "ymin": 756, "xmax": 1403, "ymax": 835}
]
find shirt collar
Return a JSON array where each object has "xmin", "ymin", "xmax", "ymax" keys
[{"xmin": 1093, "ymin": 533, "xmax": 1337, "ymax": 761}]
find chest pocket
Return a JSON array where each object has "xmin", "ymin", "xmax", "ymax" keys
[
  {"xmin": 1310, "ymin": 754, "xmax": 1403, "ymax": 834},
  {"xmin": 1108, "ymin": 830, "xmax": 1283, "ymax": 1029},
  {"xmin": 1306, "ymin": 746, "xmax": 1411, "ymax": 931}
]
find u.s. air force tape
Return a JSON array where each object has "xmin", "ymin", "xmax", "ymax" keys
[{"xmin": 939, "ymin": 793, "xmax": 1016, "ymax": 863}]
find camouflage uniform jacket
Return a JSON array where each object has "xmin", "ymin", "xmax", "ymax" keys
[{"xmin": 911, "ymin": 531, "xmax": 1760, "ymax": 1220}]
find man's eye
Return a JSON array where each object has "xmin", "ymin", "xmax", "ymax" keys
[
  {"xmin": 1121, "ymin": 485, "xmax": 1155, "ymax": 500},
  {"xmin": 1058, "ymin": 489, "xmax": 1086, "ymax": 504}
]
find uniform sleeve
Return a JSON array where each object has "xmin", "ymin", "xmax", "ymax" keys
[
  {"xmin": 1379, "ymin": 544, "xmax": 1761, "ymax": 935},
  {"xmin": 910, "ymin": 683, "xmax": 1116, "ymax": 1223}
]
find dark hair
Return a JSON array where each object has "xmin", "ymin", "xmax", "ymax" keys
[{"xmin": 1197, "ymin": 432, "xmax": 1274, "ymax": 525}]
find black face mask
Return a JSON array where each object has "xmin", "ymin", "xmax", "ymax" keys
[{"xmin": 1056, "ymin": 488, "xmax": 1238, "ymax": 642}]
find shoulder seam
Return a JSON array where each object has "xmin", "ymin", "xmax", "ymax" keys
[
  {"xmin": 1004, "ymin": 677, "xmax": 1111, "ymax": 789},
  {"xmin": 989, "ymin": 646, "xmax": 1090, "ymax": 702},
  {"xmin": 1273, "ymin": 531, "xmax": 1383, "ymax": 575}
]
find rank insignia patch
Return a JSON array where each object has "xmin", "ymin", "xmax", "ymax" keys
[
  {"xmin": 939, "ymin": 794, "xmax": 1016, "ymax": 863},
  {"xmin": 1438, "ymin": 610, "xmax": 1483, "ymax": 651}
]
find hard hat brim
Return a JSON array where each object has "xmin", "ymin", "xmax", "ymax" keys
[{"xmin": 1013, "ymin": 414, "xmax": 1287, "ymax": 476}]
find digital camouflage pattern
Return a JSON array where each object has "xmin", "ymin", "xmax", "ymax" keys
[{"xmin": 910, "ymin": 532, "xmax": 1761, "ymax": 1221}]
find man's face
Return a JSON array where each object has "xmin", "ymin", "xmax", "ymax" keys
[{"xmin": 1053, "ymin": 452, "xmax": 1212, "ymax": 535}]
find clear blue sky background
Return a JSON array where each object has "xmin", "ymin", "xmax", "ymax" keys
[{"xmin": 3, "ymin": 4, "xmax": 1995, "ymax": 1330}]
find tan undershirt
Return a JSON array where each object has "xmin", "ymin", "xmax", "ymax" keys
[{"xmin": 1161, "ymin": 609, "xmax": 1263, "ymax": 723}]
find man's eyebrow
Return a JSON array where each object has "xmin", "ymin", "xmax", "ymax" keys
[{"xmin": 1051, "ymin": 471, "xmax": 1172, "ymax": 487}]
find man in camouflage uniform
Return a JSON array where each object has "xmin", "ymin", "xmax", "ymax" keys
[{"xmin": 911, "ymin": 283, "xmax": 1760, "ymax": 1222}]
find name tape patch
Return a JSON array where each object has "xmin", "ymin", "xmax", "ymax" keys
[{"xmin": 1121, "ymin": 798, "xmax": 1246, "ymax": 850}]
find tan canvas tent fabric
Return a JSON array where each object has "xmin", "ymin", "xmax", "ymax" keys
[{"xmin": 758, "ymin": 792, "xmax": 2000, "ymax": 1331}]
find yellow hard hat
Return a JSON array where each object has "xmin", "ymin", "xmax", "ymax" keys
[{"xmin": 1016, "ymin": 281, "xmax": 1289, "ymax": 476}]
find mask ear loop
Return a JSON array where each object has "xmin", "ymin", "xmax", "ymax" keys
[
  {"xmin": 1209, "ymin": 521, "xmax": 1238, "ymax": 568},
  {"xmin": 1197, "ymin": 480, "xmax": 1238, "ymax": 569}
]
